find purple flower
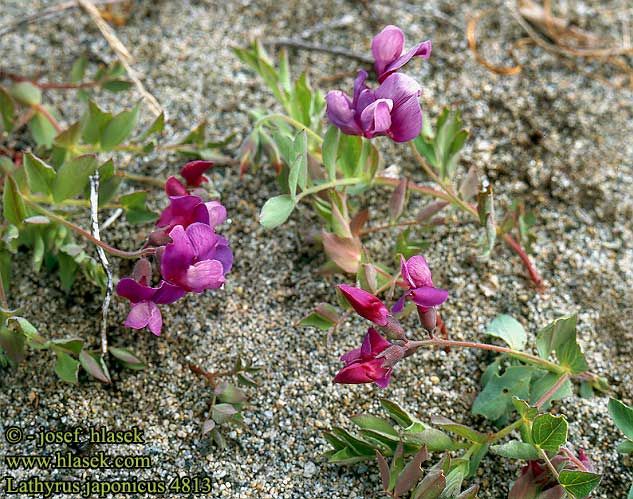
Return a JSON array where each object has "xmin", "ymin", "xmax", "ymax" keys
[
  {"xmin": 337, "ymin": 284, "xmax": 389, "ymax": 326},
  {"xmin": 161, "ymin": 223, "xmax": 232, "ymax": 293},
  {"xmin": 392, "ymin": 255, "xmax": 448, "ymax": 317},
  {"xmin": 372, "ymin": 25, "xmax": 432, "ymax": 82},
  {"xmin": 157, "ymin": 195, "xmax": 227, "ymax": 232},
  {"xmin": 333, "ymin": 328, "xmax": 392, "ymax": 388},
  {"xmin": 116, "ymin": 259, "xmax": 185, "ymax": 336},
  {"xmin": 326, "ymin": 70, "xmax": 422, "ymax": 143}
]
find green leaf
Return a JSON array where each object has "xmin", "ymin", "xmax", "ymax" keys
[
  {"xmin": 536, "ymin": 314, "xmax": 588, "ymax": 374},
  {"xmin": 49, "ymin": 337, "xmax": 83, "ymax": 355},
  {"xmin": 337, "ymin": 134, "xmax": 362, "ymax": 177},
  {"xmin": 102, "ymin": 80, "xmax": 134, "ymax": 92},
  {"xmin": 82, "ymin": 100, "xmax": 112, "ymax": 145},
  {"xmin": 29, "ymin": 108, "xmax": 58, "ymax": 147},
  {"xmin": 530, "ymin": 372, "xmax": 573, "ymax": 408},
  {"xmin": 331, "ymin": 427, "xmax": 376, "ymax": 456},
  {"xmin": 617, "ymin": 439, "xmax": 633, "ymax": 454},
  {"xmin": 212, "ymin": 403, "xmax": 238, "ymax": 424},
  {"xmin": 413, "ymin": 469, "xmax": 446, "ymax": 499},
  {"xmin": 53, "ymin": 121, "xmax": 83, "ymax": 148},
  {"xmin": 109, "ymin": 347, "xmax": 144, "ymax": 367},
  {"xmin": 298, "ymin": 303, "xmax": 339, "ymax": 330},
  {"xmin": 558, "ymin": 470, "xmax": 601, "ymax": 499},
  {"xmin": 54, "ymin": 351, "xmax": 80, "ymax": 384},
  {"xmin": 531, "ymin": 414, "xmax": 567, "ymax": 451},
  {"xmin": 288, "ymin": 131, "xmax": 307, "ymax": 199},
  {"xmin": 79, "ymin": 350, "xmax": 111, "ymax": 383},
  {"xmin": 486, "ymin": 314, "xmax": 527, "ymax": 350},
  {"xmin": 490, "ymin": 440, "xmax": 540, "ymax": 460},
  {"xmin": 259, "ymin": 194, "xmax": 295, "ymax": 229},
  {"xmin": 70, "ymin": 55, "xmax": 88, "ymax": 82},
  {"xmin": 119, "ymin": 191, "xmax": 157, "ymax": 225},
  {"xmin": 350, "ymin": 415, "xmax": 399, "ymax": 440},
  {"xmin": 322, "ymin": 125, "xmax": 340, "ymax": 181},
  {"xmin": 0, "ymin": 87, "xmax": 15, "ymax": 131},
  {"xmin": 215, "ymin": 382, "xmax": 247, "ymax": 404},
  {"xmin": 10, "ymin": 82, "xmax": 41, "ymax": 105},
  {"xmin": 512, "ymin": 397, "xmax": 538, "ymax": 422},
  {"xmin": 52, "ymin": 154, "xmax": 99, "ymax": 202},
  {"xmin": 403, "ymin": 427, "xmax": 456, "ymax": 452},
  {"xmin": 0, "ymin": 326, "xmax": 25, "ymax": 363},
  {"xmin": 381, "ymin": 399, "xmax": 414, "ymax": 428},
  {"xmin": 327, "ymin": 447, "xmax": 367, "ymax": 465},
  {"xmin": 430, "ymin": 416, "xmax": 487, "ymax": 444},
  {"xmin": 3, "ymin": 176, "xmax": 26, "ymax": 225},
  {"xmin": 608, "ymin": 399, "xmax": 633, "ymax": 440},
  {"xmin": 135, "ymin": 112, "xmax": 165, "ymax": 142},
  {"xmin": 57, "ymin": 251, "xmax": 78, "ymax": 292},
  {"xmin": 100, "ymin": 102, "xmax": 139, "ymax": 150},
  {"xmin": 24, "ymin": 153, "xmax": 56, "ymax": 195},
  {"xmin": 472, "ymin": 365, "xmax": 536, "ymax": 422}
]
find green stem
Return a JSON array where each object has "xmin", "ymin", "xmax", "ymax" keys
[
  {"xmin": 540, "ymin": 448, "xmax": 560, "ymax": 479},
  {"xmin": 491, "ymin": 419, "xmax": 524, "ymax": 442},
  {"xmin": 120, "ymin": 172, "xmax": 166, "ymax": 188},
  {"xmin": 407, "ymin": 337, "xmax": 567, "ymax": 375},
  {"xmin": 296, "ymin": 177, "xmax": 364, "ymax": 202},
  {"xmin": 253, "ymin": 114, "xmax": 323, "ymax": 144},
  {"xmin": 27, "ymin": 194, "xmax": 121, "ymax": 210},
  {"xmin": 23, "ymin": 198, "xmax": 153, "ymax": 259}
]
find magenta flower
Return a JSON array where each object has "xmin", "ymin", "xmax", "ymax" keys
[
  {"xmin": 157, "ymin": 195, "xmax": 227, "ymax": 232},
  {"xmin": 164, "ymin": 160, "xmax": 214, "ymax": 196},
  {"xmin": 161, "ymin": 223, "xmax": 232, "ymax": 293},
  {"xmin": 392, "ymin": 255, "xmax": 448, "ymax": 315},
  {"xmin": 337, "ymin": 284, "xmax": 389, "ymax": 326},
  {"xmin": 333, "ymin": 328, "xmax": 392, "ymax": 388},
  {"xmin": 372, "ymin": 25, "xmax": 432, "ymax": 82},
  {"xmin": 325, "ymin": 70, "xmax": 422, "ymax": 143},
  {"xmin": 116, "ymin": 259, "xmax": 185, "ymax": 336}
]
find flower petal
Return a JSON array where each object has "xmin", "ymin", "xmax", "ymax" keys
[
  {"xmin": 116, "ymin": 278, "xmax": 156, "ymax": 303},
  {"xmin": 157, "ymin": 195, "xmax": 208, "ymax": 228},
  {"xmin": 161, "ymin": 225, "xmax": 195, "ymax": 284},
  {"xmin": 337, "ymin": 284, "xmax": 389, "ymax": 326},
  {"xmin": 165, "ymin": 176, "xmax": 188, "ymax": 196},
  {"xmin": 340, "ymin": 347, "xmax": 362, "ymax": 365},
  {"xmin": 152, "ymin": 281, "xmax": 187, "ymax": 305},
  {"xmin": 375, "ymin": 73, "xmax": 422, "ymax": 143},
  {"xmin": 410, "ymin": 286, "xmax": 448, "ymax": 307},
  {"xmin": 402, "ymin": 255, "xmax": 433, "ymax": 288},
  {"xmin": 379, "ymin": 40, "xmax": 432, "ymax": 82},
  {"xmin": 325, "ymin": 90, "xmax": 362, "ymax": 136},
  {"xmin": 180, "ymin": 160, "xmax": 214, "ymax": 187},
  {"xmin": 373, "ymin": 370, "xmax": 392, "ymax": 388},
  {"xmin": 185, "ymin": 259, "xmax": 225, "ymax": 292},
  {"xmin": 124, "ymin": 301, "xmax": 162, "ymax": 335},
  {"xmin": 205, "ymin": 201, "xmax": 227, "ymax": 228},
  {"xmin": 185, "ymin": 222, "xmax": 219, "ymax": 260},
  {"xmin": 360, "ymin": 98, "xmax": 393, "ymax": 137},
  {"xmin": 391, "ymin": 292, "xmax": 409, "ymax": 314},
  {"xmin": 372, "ymin": 25, "xmax": 405, "ymax": 78},
  {"xmin": 213, "ymin": 236, "xmax": 233, "ymax": 273},
  {"xmin": 365, "ymin": 327, "xmax": 391, "ymax": 355}
]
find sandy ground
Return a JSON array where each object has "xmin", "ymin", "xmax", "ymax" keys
[{"xmin": 1, "ymin": 0, "xmax": 632, "ymax": 498}]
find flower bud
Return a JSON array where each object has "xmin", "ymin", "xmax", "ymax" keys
[
  {"xmin": 381, "ymin": 316, "xmax": 406, "ymax": 340},
  {"xmin": 377, "ymin": 344, "xmax": 407, "ymax": 368},
  {"xmin": 418, "ymin": 306, "xmax": 437, "ymax": 335},
  {"xmin": 337, "ymin": 284, "xmax": 388, "ymax": 326}
]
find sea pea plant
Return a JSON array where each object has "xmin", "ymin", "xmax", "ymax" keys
[
  {"xmin": 235, "ymin": 25, "xmax": 622, "ymax": 497},
  {"xmin": 234, "ymin": 25, "xmax": 542, "ymax": 293},
  {"xmin": 325, "ymin": 257, "xmax": 610, "ymax": 498},
  {"xmin": 0, "ymin": 57, "xmax": 234, "ymax": 384}
]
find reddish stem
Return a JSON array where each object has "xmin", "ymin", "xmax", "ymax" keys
[
  {"xmin": 33, "ymin": 103, "xmax": 63, "ymax": 133},
  {"xmin": 501, "ymin": 232, "xmax": 545, "ymax": 291}
]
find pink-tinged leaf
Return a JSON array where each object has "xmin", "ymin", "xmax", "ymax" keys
[
  {"xmin": 394, "ymin": 446, "xmax": 429, "ymax": 497},
  {"xmin": 413, "ymin": 470, "xmax": 446, "ymax": 499},
  {"xmin": 459, "ymin": 166, "xmax": 479, "ymax": 201},
  {"xmin": 350, "ymin": 208, "xmax": 369, "ymax": 236},
  {"xmin": 359, "ymin": 263, "xmax": 378, "ymax": 293},
  {"xmin": 202, "ymin": 419, "xmax": 215, "ymax": 434},
  {"xmin": 376, "ymin": 450, "xmax": 391, "ymax": 491},
  {"xmin": 389, "ymin": 177, "xmax": 408, "ymax": 221},
  {"xmin": 331, "ymin": 200, "xmax": 353, "ymax": 238},
  {"xmin": 79, "ymin": 351, "xmax": 111, "ymax": 384},
  {"xmin": 456, "ymin": 484, "xmax": 479, "ymax": 499},
  {"xmin": 321, "ymin": 231, "xmax": 362, "ymax": 274},
  {"xmin": 417, "ymin": 201, "xmax": 449, "ymax": 222}
]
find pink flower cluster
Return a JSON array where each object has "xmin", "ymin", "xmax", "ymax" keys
[
  {"xmin": 326, "ymin": 26, "xmax": 431, "ymax": 143},
  {"xmin": 334, "ymin": 255, "xmax": 447, "ymax": 388},
  {"xmin": 116, "ymin": 161, "xmax": 232, "ymax": 336}
]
